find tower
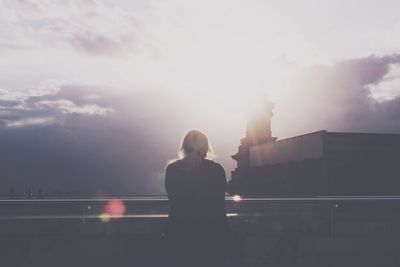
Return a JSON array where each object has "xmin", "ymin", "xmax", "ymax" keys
[
  {"xmin": 231, "ymin": 99, "xmax": 276, "ymax": 169},
  {"xmin": 228, "ymin": 98, "xmax": 276, "ymax": 195}
]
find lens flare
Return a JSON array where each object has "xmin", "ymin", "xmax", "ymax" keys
[
  {"xmin": 99, "ymin": 212, "xmax": 111, "ymax": 223},
  {"xmin": 104, "ymin": 199, "xmax": 126, "ymax": 219},
  {"xmin": 233, "ymin": 195, "xmax": 242, "ymax": 202},
  {"xmin": 99, "ymin": 199, "xmax": 126, "ymax": 222}
]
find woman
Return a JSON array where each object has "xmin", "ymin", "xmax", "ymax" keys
[{"xmin": 165, "ymin": 129, "xmax": 231, "ymax": 267}]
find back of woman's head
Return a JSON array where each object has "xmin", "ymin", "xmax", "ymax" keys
[{"xmin": 179, "ymin": 129, "xmax": 214, "ymax": 159}]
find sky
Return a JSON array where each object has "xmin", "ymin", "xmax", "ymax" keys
[{"xmin": 1, "ymin": 0, "xmax": 400, "ymax": 196}]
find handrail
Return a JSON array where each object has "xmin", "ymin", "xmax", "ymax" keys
[
  {"xmin": 1, "ymin": 196, "xmax": 400, "ymax": 222},
  {"xmin": 2, "ymin": 196, "xmax": 400, "ymax": 203}
]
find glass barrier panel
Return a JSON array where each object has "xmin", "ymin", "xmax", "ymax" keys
[{"xmin": 1, "ymin": 197, "xmax": 399, "ymax": 267}]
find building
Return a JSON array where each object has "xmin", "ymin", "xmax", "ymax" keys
[{"xmin": 229, "ymin": 103, "xmax": 400, "ymax": 196}]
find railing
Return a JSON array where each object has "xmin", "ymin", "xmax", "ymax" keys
[{"xmin": 1, "ymin": 196, "xmax": 400, "ymax": 267}]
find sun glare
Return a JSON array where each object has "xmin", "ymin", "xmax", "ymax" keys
[{"xmin": 232, "ymin": 195, "xmax": 242, "ymax": 202}]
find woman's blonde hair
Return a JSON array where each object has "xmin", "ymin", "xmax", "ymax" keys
[{"xmin": 178, "ymin": 129, "xmax": 214, "ymax": 159}]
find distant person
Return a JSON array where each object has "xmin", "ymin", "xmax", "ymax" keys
[
  {"xmin": 38, "ymin": 188, "xmax": 43, "ymax": 198},
  {"xmin": 165, "ymin": 129, "xmax": 231, "ymax": 267},
  {"xmin": 9, "ymin": 187, "xmax": 15, "ymax": 198}
]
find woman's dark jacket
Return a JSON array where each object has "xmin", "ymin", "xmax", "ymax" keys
[{"xmin": 165, "ymin": 159, "xmax": 231, "ymax": 263}]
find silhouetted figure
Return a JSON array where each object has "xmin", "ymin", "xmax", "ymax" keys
[
  {"xmin": 9, "ymin": 187, "xmax": 15, "ymax": 198},
  {"xmin": 37, "ymin": 188, "xmax": 43, "ymax": 198},
  {"xmin": 27, "ymin": 189, "xmax": 33, "ymax": 198},
  {"xmin": 165, "ymin": 130, "xmax": 231, "ymax": 267}
]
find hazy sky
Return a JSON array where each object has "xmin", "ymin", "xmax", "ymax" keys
[{"xmin": 1, "ymin": 0, "xmax": 400, "ymax": 196}]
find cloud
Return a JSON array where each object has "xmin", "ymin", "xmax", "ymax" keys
[
  {"xmin": 0, "ymin": 80, "xmax": 113, "ymax": 130},
  {"xmin": 6, "ymin": 116, "xmax": 58, "ymax": 128},
  {"xmin": 0, "ymin": 81, "xmax": 186, "ymax": 197},
  {"xmin": 36, "ymin": 99, "xmax": 113, "ymax": 115},
  {"xmin": 0, "ymin": 80, "xmax": 62, "ymax": 102},
  {"xmin": 0, "ymin": 0, "xmax": 153, "ymax": 55},
  {"xmin": 273, "ymin": 54, "xmax": 400, "ymax": 136}
]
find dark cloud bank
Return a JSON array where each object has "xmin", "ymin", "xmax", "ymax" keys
[
  {"xmin": 1, "ymin": 54, "xmax": 400, "ymax": 197},
  {"xmin": 274, "ymin": 54, "xmax": 400, "ymax": 137},
  {"xmin": 0, "ymin": 83, "xmax": 188, "ymax": 197}
]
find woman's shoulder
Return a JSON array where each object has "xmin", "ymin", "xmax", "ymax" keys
[
  {"xmin": 202, "ymin": 159, "xmax": 225, "ymax": 171},
  {"xmin": 166, "ymin": 158, "xmax": 193, "ymax": 172},
  {"xmin": 166, "ymin": 158, "xmax": 224, "ymax": 173},
  {"xmin": 166, "ymin": 159, "xmax": 180, "ymax": 172}
]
